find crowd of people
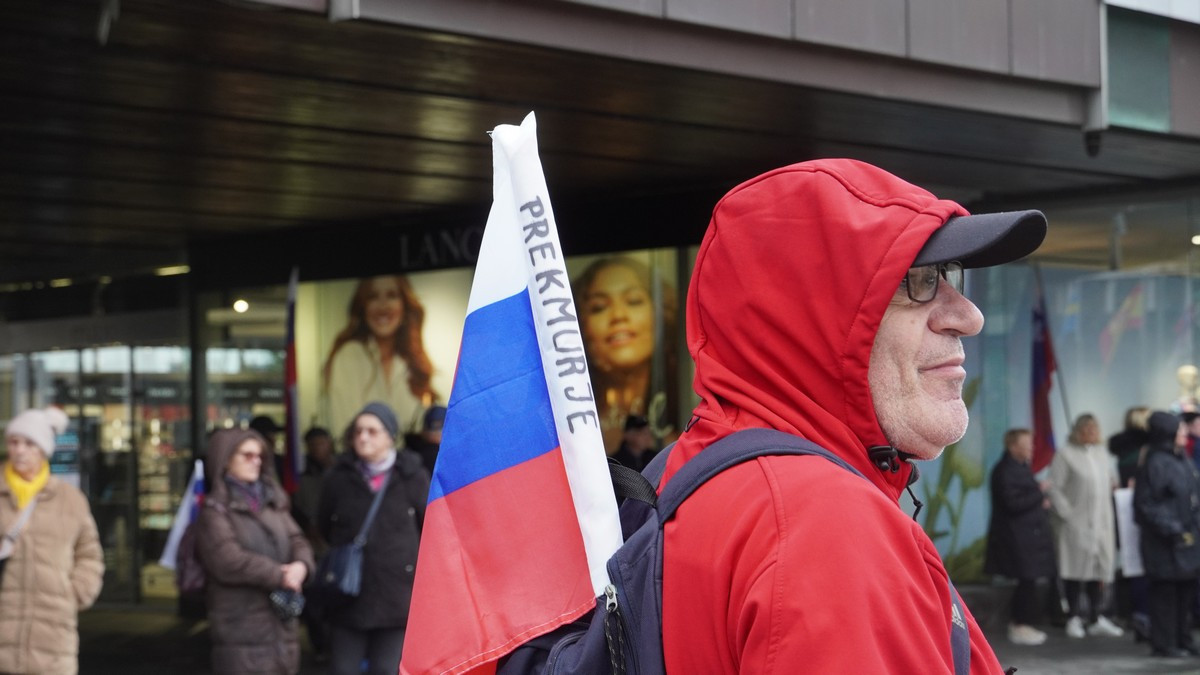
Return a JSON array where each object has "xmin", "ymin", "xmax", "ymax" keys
[
  {"xmin": 985, "ymin": 406, "xmax": 1200, "ymax": 659},
  {"xmin": 15, "ymin": 156, "xmax": 1200, "ymax": 673}
]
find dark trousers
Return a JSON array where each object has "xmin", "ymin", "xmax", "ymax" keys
[
  {"xmin": 1011, "ymin": 578, "xmax": 1040, "ymax": 625},
  {"xmin": 1149, "ymin": 578, "xmax": 1199, "ymax": 652},
  {"xmin": 329, "ymin": 625, "xmax": 405, "ymax": 675},
  {"xmin": 1064, "ymin": 579, "xmax": 1103, "ymax": 621}
]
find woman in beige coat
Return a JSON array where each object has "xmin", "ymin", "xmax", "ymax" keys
[
  {"xmin": 1048, "ymin": 413, "xmax": 1123, "ymax": 640},
  {"xmin": 0, "ymin": 407, "xmax": 104, "ymax": 675},
  {"xmin": 195, "ymin": 428, "xmax": 314, "ymax": 674}
]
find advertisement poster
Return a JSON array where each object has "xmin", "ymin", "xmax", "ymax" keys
[{"xmin": 295, "ymin": 248, "xmax": 681, "ymax": 453}]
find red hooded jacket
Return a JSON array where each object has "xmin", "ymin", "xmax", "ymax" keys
[{"xmin": 661, "ymin": 160, "xmax": 1005, "ymax": 673}]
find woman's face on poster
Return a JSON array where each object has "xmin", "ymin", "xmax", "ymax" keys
[
  {"xmin": 364, "ymin": 276, "xmax": 405, "ymax": 341},
  {"xmin": 581, "ymin": 263, "xmax": 655, "ymax": 371}
]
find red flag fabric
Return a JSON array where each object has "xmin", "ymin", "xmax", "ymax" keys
[{"xmin": 282, "ymin": 267, "xmax": 301, "ymax": 494}]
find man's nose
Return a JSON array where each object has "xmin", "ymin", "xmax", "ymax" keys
[{"xmin": 931, "ymin": 282, "xmax": 984, "ymax": 337}]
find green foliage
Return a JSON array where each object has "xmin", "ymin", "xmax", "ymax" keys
[{"xmin": 944, "ymin": 535, "xmax": 987, "ymax": 583}]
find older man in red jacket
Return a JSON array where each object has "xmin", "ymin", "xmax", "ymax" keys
[{"xmin": 660, "ymin": 159, "xmax": 1045, "ymax": 673}]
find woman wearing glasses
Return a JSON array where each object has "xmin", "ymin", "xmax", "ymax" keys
[{"xmin": 195, "ymin": 428, "xmax": 314, "ymax": 674}]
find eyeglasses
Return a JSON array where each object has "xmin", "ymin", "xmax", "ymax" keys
[
  {"xmin": 236, "ymin": 450, "xmax": 263, "ymax": 462},
  {"xmin": 899, "ymin": 261, "xmax": 964, "ymax": 303}
]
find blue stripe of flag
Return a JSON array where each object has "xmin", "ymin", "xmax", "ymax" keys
[{"xmin": 429, "ymin": 289, "xmax": 558, "ymax": 502}]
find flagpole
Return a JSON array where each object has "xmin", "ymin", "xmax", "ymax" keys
[{"xmin": 1033, "ymin": 263, "xmax": 1073, "ymax": 426}]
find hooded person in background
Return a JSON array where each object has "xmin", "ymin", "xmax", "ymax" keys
[
  {"xmin": 1134, "ymin": 411, "xmax": 1200, "ymax": 658},
  {"xmin": 318, "ymin": 402, "xmax": 429, "ymax": 675},
  {"xmin": 195, "ymin": 428, "xmax": 314, "ymax": 674},
  {"xmin": 0, "ymin": 407, "xmax": 104, "ymax": 675},
  {"xmin": 658, "ymin": 159, "xmax": 1045, "ymax": 672}
]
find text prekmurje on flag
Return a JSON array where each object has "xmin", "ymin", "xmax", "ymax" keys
[{"xmin": 400, "ymin": 112, "xmax": 623, "ymax": 675}]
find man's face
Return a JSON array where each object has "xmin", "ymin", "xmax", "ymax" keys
[
  {"xmin": 306, "ymin": 434, "xmax": 334, "ymax": 467},
  {"xmin": 868, "ymin": 266, "xmax": 985, "ymax": 460},
  {"xmin": 1008, "ymin": 433, "xmax": 1034, "ymax": 463}
]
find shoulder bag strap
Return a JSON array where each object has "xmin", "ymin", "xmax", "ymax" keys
[
  {"xmin": 352, "ymin": 474, "xmax": 390, "ymax": 548},
  {"xmin": 0, "ymin": 499, "xmax": 38, "ymax": 559}
]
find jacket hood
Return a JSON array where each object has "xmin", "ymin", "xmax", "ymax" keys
[
  {"xmin": 204, "ymin": 428, "xmax": 287, "ymax": 509},
  {"xmin": 664, "ymin": 159, "xmax": 972, "ymax": 500},
  {"xmin": 1146, "ymin": 411, "xmax": 1181, "ymax": 455}
]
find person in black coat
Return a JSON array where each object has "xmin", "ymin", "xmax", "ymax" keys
[
  {"xmin": 317, "ymin": 402, "xmax": 430, "ymax": 675},
  {"xmin": 984, "ymin": 428, "xmax": 1057, "ymax": 645},
  {"xmin": 1133, "ymin": 410, "xmax": 1200, "ymax": 658}
]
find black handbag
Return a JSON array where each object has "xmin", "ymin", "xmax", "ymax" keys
[{"xmin": 312, "ymin": 477, "xmax": 388, "ymax": 604}]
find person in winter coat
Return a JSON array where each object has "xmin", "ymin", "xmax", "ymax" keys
[
  {"xmin": 658, "ymin": 159, "xmax": 1046, "ymax": 673},
  {"xmin": 0, "ymin": 407, "xmax": 104, "ymax": 675},
  {"xmin": 1133, "ymin": 410, "xmax": 1200, "ymax": 657},
  {"xmin": 195, "ymin": 428, "xmax": 314, "ymax": 674},
  {"xmin": 984, "ymin": 428, "xmax": 1057, "ymax": 645},
  {"xmin": 1047, "ymin": 412, "xmax": 1124, "ymax": 639},
  {"xmin": 318, "ymin": 401, "xmax": 429, "ymax": 675}
]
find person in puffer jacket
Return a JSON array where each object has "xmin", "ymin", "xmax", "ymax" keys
[{"xmin": 660, "ymin": 159, "xmax": 1046, "ymax": 673}]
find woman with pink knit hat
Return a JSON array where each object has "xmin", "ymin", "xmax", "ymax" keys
[{"xmin": 0, "ymin": 406, "xmax": 104, "ymax": 674}]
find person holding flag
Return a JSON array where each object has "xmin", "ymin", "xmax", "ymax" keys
[{"xmin": 406, "ymin": 119, "xmax": 1050, "ymax": 672}]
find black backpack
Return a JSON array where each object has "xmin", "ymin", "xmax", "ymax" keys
[{"xmin": 497, "ymin": 427, "xmax": 971, "ymax": 674}]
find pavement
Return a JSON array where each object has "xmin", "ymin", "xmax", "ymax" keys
[{"xmin": 75, "ymin": 592, "xmax": 1200, "ymax": 674}]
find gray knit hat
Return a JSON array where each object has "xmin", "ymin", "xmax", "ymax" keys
[{"xmin": 358, "ymin": 401, "xmax": 400, "ymax": 440}]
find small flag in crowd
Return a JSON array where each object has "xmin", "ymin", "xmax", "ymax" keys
[
  {"xmin": 281, "ymin": 266, "xmax": 303, "ymax": 493},
  {"xmin": 158, "ymin": 459, "xmax": 205, "ymax": 569},
  {"xmin": 1031, "ymin": 283, "xmax": 1057, "ymax": 473},
  {"xmin": 400, "ymin": 112, "xmax": 622, "ymax": 675},
  {"xmin": 1099, "ymin": 283, "xmax": 1145, "ymax": 367}
]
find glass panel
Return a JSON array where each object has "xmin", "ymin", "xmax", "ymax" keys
[
  {"xmin": 1108, "ymin": 7, "xmax": 1171, "ymax": 132},
  {"xmin": 73, "ymin": 347, "xmax": 138, "ymax": 603},
  {"xmin": 133, "ymin": 346, "xmax": 193, "ymax": 601}
]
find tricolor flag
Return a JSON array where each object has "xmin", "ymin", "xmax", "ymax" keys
[
  {"xmin": 281, "ymin": 266, "xmax": 302, "ymax": 493},
  {"xmin": 1031, "ymin": 283, "xmax": 1057, "ymax": 473},
  {"xmin": 400, "ymin": 113, "xmax": 623, "ymax": 675},
  {"xmin": 158, "ymin": 459, "xmax": 205, "ymax": 569}
]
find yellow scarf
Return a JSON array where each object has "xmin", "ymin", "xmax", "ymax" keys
[{"xmin": 5, "ymin": 461, "xmax": 49, "ymax": 509}]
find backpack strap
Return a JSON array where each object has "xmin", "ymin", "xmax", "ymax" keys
[
  {"xmin": 646, "ymin": 427, "xmax": 970, "ymax": 674},
  {"xmin": 656, "ymin": 428, "xmax": 866, "ymax": 521},
  {"xmin": 608, "ymin": 460, "xmax": 658, "ymax": 507},
  {"xmin": 949, "ymin": 582, "xmax": 970, "ymax": 675}
]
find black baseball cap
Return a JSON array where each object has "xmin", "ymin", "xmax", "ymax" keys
[{"xmin": 913, "ymin": 210, "xmax": 1047, "ymax": 269}]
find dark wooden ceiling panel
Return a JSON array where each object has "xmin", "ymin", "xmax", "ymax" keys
[{"xmin": 1, "ymin": 0, "xmax": 1199, "ymax": 287}]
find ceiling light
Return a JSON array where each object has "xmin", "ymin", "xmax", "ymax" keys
[
  {"xmin": 50, "ymin": 278, "xmax": 73, "ymax": 288},
  {"xmin": 155, "ymin": 265, "xmax": 190, "ymax": 276},
  {"xmin": 1192, "ymin": 235, "xmax": 1200, "ymax": 246},
  {"xmin": 233, "ymin": 299, "xmax": 250, "ymax": 313}
]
